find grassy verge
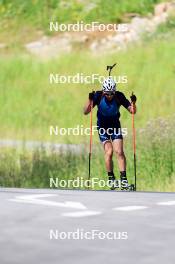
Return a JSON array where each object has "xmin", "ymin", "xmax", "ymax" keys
[
  {"xmin": 0, "ymin": 0, "xmax": 169, "ymax": 47},
  {"xmin": 0, "ymin": 0, "xmax": 167, "ymax": 31},
  {"xmin": 0, "ymin": 117, "xmax": 174, "ymax": 191}
]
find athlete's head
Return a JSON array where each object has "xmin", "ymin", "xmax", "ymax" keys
[
  {"xmin": 102, "ymin": 77, "xmax": 116, "ymax": 93},
  {"xmin": 102, "ymin": 77, "xmax": 116, "ymax": 100}
]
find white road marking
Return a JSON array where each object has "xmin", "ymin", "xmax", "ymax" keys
[
  {"xmin": 16, "ymin": 194, "xmax": 57, "ymax": 200},
  {"xmin": 157, "ymin": 201, "xmax": 175, "ymax": 206},
  {"xmin": 62, "ymin": 210, "xmax": 102, "ymax": 217},
  {"xmin": 9, "ymin": 194, "xmax": 87, "ymax": 210},
  {"xmin": 8, "ymin": 193, "xmax": 175, "ymax": 218},
  {"xmin": 113, "ymin": 206, "xmax": 148, "ymax": 211}
]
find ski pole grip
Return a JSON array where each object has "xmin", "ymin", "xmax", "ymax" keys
[{"xmin": 130, "ymin": 92, "xmax": 137, "ymax": 104}]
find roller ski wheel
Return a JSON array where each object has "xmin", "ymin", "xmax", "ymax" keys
[
  {"xmin": 121, "ymin": 184, "xmax": 135, "ymax": 191},
  {"xmin": 129, "ymin": 184, "xmax": 135, "ymax": 191}
]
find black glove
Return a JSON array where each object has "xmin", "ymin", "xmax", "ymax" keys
[
  {"xmin": 89, "ymin": 91, "xmax": 95, "ymax": 100},
  {"xmin": 130, "ymin": 93, "xmax": 137, "ymax": 103}
]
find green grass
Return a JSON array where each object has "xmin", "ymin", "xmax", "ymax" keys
[
  {"xmin": 0, "ymin": 116, "xmax": 174, "ymax": 191},
  {"xmin": 0, "ymin": 0, "xmax": 174, "ymax": 191},
  {"xmin": 0, "ymin": 33, "xmax": 175, "ymax": 143},
  {"xmin": 0, "ymin": 0, "xmax": 168, "ymax": 43},
  {"xmin": 0, "ymin": 0, "xmax": 166, "ymax": 24}
]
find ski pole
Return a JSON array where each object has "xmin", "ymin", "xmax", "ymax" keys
[
  {"xmin": 88, "ymin": 99, "xmax": 93, "ymax": 188},
  {"xmin": 131, "ymin": 92, "xmax": 137, "ymax": 191}
]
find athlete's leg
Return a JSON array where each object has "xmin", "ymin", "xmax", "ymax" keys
[
  {"xmin": 103, "ymin": 141, "xmax": 117, "ymax": 189},
  {"xmin": 98, "ymin": 129, "xmax": 116, "ymax": 189},
  {"xmin": 98, "ymin": 128, "xmax": 113, "ymax": 172},
  {"xmin": 112, "ymin": 138, "xmax": 126, "ymax": 171},
  {"xmin": 103, "ymin": 141, "xmax": 113, "ymax": 172},
  {"xmin": 113, "ymin": 138, "xmax": 129, "ymax": 189}
]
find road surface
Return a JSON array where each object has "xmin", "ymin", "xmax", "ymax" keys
[{"xmin": 0, "ymin": 188, "xmax": 175, "ymax": 264}]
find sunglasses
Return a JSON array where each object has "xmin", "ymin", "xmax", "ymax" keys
[{"xmin": 104, "ymin": 92, "xmax": 115, "ymax": 96}]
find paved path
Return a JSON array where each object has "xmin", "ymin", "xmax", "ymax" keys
[
  {"xmin": 0, "ymin": 188, "xmax": 175, "ymax": 264},
  {"xmin": 0, "ymin": 139, "xmax": 84, "ymax": 153}
]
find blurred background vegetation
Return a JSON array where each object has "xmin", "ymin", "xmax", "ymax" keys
[
  {"xmin": 0, "ymin": 0, "xmax": 170, "ymax": 44},
  {"xmin": 0, "ymin": 0, "xmax": 175, "ymax": 191}
]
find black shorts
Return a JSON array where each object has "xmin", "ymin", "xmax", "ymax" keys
[{"xmin": 98, "ymin": 127, "xmax": 123, "ymax": 143}]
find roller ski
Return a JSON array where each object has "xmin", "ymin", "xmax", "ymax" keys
[
  {"xmin": 108, "ymin": 173, "xmax": 135, "ymax": 191},
  {"xmin": 119, "ymin": 174, "xmax": 135, "ymax": 191}
]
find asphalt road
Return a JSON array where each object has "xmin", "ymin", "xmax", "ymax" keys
[{"xmin": 0, "ymin": 188, "xmax": 175, "ymax": 264}]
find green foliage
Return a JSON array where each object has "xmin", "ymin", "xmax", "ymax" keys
[
  {"xmin": 0, "ymin": 0, "xmax": 174, "ymax": 192},
  {"xmin": 0, "ymin": 0, "xmax": 168, "ymax": 33},
  {"xmin": 0, "ymin": 117, "xmax": 174, "ymax": 191},
  {"xmin": 0, "ymin": 33, "xmax": 175, "ymax": 142},
  {"xmin": 84, "ymin": 0, "xmax": 161, "ymax": 23}
]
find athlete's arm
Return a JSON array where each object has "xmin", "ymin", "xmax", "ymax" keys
[
  {"xmin": 118, "ymin": 91, "xmax": 137, "ymax": 114},
  {"xmin": 83, "ymin": 100, "xmax": 93, "ymax": 115},
  {"xmin": 83, "ymin": 91, "xmax": 96, "ymax": 115}
]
